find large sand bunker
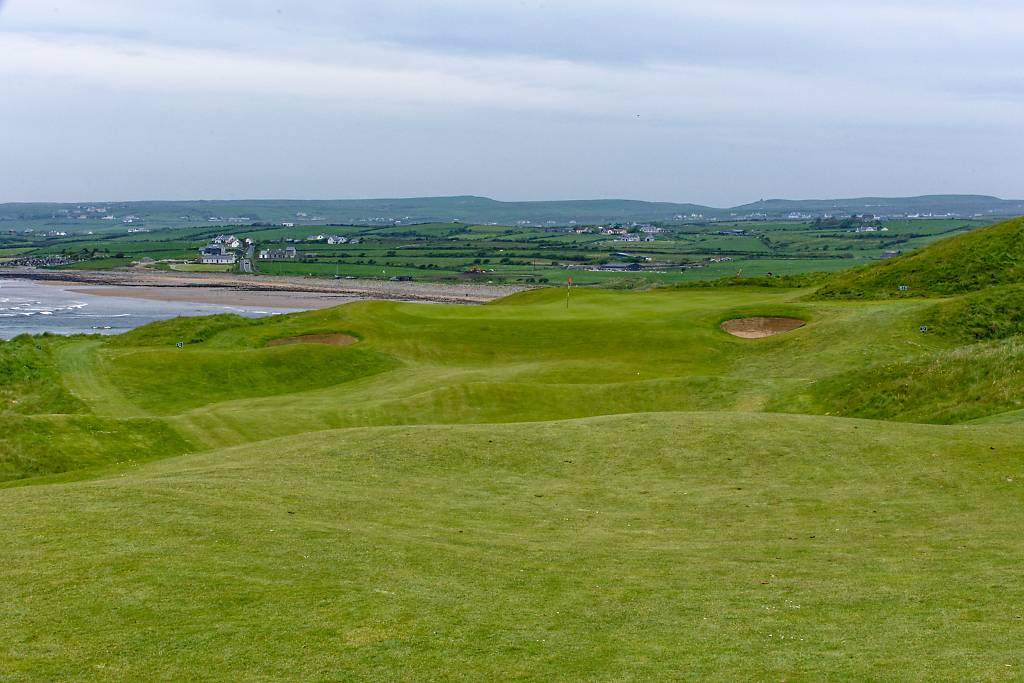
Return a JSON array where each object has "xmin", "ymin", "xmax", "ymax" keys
[
  {"xmin": 266, "ymin": 334, "xmax": 357, "ymax": 347},
  {"xmin": 720, "ymin": 316, "xmax": 805, "ymax": 339}
]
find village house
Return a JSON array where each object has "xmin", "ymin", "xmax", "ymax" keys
[
  {"xmin": 212, "ymin": 235, "xmax": 242, "ymax": 248},
  {"xmin": 258, "ymin": 246, "xmax": 298, "ymax": 260},
  {"xmin": 197, "ymin": 243, "xmax": 237, "ymax": 265},
  {"xmin": 326, "ymin": 235, "xmax": 348, "ymax": 245}
]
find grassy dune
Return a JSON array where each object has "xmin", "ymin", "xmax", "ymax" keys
[
  {"xmin": 815, "ymin": 215, "xmax": 1024, "ymax": 299},
  {"xmin": 4, "ymin": 219, "xmax": 1024, "ymax": 679}
]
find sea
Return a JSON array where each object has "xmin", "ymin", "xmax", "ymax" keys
[{"xmin": 0, "ymin": 279, "xmax": 294, "ymax": 340}]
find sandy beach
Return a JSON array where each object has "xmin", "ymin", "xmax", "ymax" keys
[
  {"xmin": 65, "ymin": 285, "xmax": 358, "ymax": 310},
  {"xmin": 0, "ymin": 267, "xmax": 528, "ymax": 305}
]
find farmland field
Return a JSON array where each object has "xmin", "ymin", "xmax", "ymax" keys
[{"xmin": 1, "ymin": 214, "xmax": 993, "ymax": 286}]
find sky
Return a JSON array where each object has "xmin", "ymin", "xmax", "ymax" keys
[{"xmin": 1, "ymin": 0, "xmax": 1022, "ymax": 206}]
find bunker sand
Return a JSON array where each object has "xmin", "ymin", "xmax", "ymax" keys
[{"xmin": 720, "ymin": 316, "xmax": 805, "ymax": 338}]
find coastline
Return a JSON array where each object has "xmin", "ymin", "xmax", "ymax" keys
[
  {"xmin": 64, "ymin": 285, "xmax": 354, "ymax": 310},
  {"xmin": 0, "ymin": 267, "xmax": 528, "ymax": 305}
]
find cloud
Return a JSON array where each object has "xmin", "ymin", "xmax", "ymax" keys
[{"xmin": 0, "ymin": 0, "xmax": 1021, "ymax": 203}]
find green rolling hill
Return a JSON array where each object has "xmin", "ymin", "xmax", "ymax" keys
[
  {"xmin": 3, "ymin": 216, "xmax": 1024, "ymax": 680},
  {"xmin": 3, "ymin": 194, "xmax": 1022, "ymax": 232}
]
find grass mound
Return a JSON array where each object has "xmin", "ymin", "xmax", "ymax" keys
[
  {"xmin": 814, "ymin": 215, "xmax": 1024, "ymax": 299},
  {"xmin": 773, "ymin": 336, "xmax": 1024, "ymax": 423},
  {"xmin": 107, "ymin": 313, "xmax": 259, "ymax": 348},
  {"xmin": 0, "ymin": 336, "xmax": 85, "ymax": 415},
  {"xmin": 105, "ymin": 344, "xmax": 398, "ymax": 414},
  {"xmin": 922, "ymin": 283, "xmax": 1024, "ymax": 343},
  {"xmin": 0, "ymin": 415, "xmax": 193, "ymax": 483},
  {"xmin": 3, "ymin": 413, "xmax": 1024, "ymax": 680}
]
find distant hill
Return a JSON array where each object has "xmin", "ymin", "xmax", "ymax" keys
[
  {"xmin": 1, "ymin": 194, "xmax": 1021, "ymax": 231},
  {"xmin": 814, "ymin": 215, "xmax": 1024, "ymax": 299},
  {"xmin": 731, "ymin": 194, "xmax": 1024, "ymax": 217}
]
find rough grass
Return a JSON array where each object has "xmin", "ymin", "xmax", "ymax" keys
[
  {"xmin": 922, "ymin": 283, "xmax": 1024, "ymax": 343},
  {"xmin": 0, "ymin": 415, "xmax": 194, "ymax": 484},
  {"xmin": 107, "ymin": 313, "xmax": 259, "ymax": 348},
  {"xmin": 104, "ymin": 344, "xmax": 399, "ymax": 414},
  {"xmin": 814, "ymin": 215, "xmax": 1024, "ymax": 299},
  {"xmin": 2, "ymin": 413, "xmax": 1024, "ymax": 681},
  {"xmin": 0, "ymin": 336, "xmax": 85, "ymax": 415},
  {"xmin": 772, "ymin": 336, "xmax": 1024, "ymax": 423}
]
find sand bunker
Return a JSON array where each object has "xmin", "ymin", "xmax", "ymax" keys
[
  {"xmin": 266, "ymin": 334, "xmax": 357, "ymax": 347},
  {"xmin": 720, "ymin": 316, "xmax": 805, "ymax": 339}
]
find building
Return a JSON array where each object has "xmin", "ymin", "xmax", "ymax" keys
[
  {"xmin": 326, "ymin": 235, "xmax": 348, "ymax": 245},
  {"xmin": 258, "ymin": 246, "xmax": 298, "ymax": 260},
  {"xmin": 212, "ymin": 235, "xmax": 242, "ymax": 249},
  {"xmin": 197, "ymin": 244, "xmax": 237, "ymax": 265}
]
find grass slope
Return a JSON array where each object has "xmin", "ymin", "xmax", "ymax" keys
[
  {"xmin": 3, "ymin": 413, "xmax": 1024, "ymax": 681},
  {"xmin": 922, "ymin": 283, "xmax": 1024, "ymax": 343},
  {"xmin": 815, "ymin": 215, "xmax": 1024, "ymax": 299},
  {"xmin": 0, "ymin": 336, "xmax": 85, "ymax": 415},
  {"xmin": 774, "ymin": 336, "xmax": 1024, "ymax": 424}
]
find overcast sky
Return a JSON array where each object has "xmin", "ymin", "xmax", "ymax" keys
[{"xmin": 1, "ymin": 0, "xmax": 1022, "ymax": 206}]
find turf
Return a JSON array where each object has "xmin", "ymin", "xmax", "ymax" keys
[{"xmin": 2, "ymin": 414, "xmax": 1023, "ymax": 681}]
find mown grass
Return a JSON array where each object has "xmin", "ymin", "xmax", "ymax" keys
[{"xmin": 2, "ymin": 413, "xmax": 1024, "ymax": 681}]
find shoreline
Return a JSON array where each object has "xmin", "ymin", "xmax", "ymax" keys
[
  {"xmin": 0, "ymin": 267, "xmax": 528, "ymax": 305},
  {"xmin": 64, "ymin": 285, "xmax": 355, "ymax": 310}
]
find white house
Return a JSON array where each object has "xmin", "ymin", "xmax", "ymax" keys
[{"xmin": 212, "ymin": 235, "xmax": 242, "ymax": 248}]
